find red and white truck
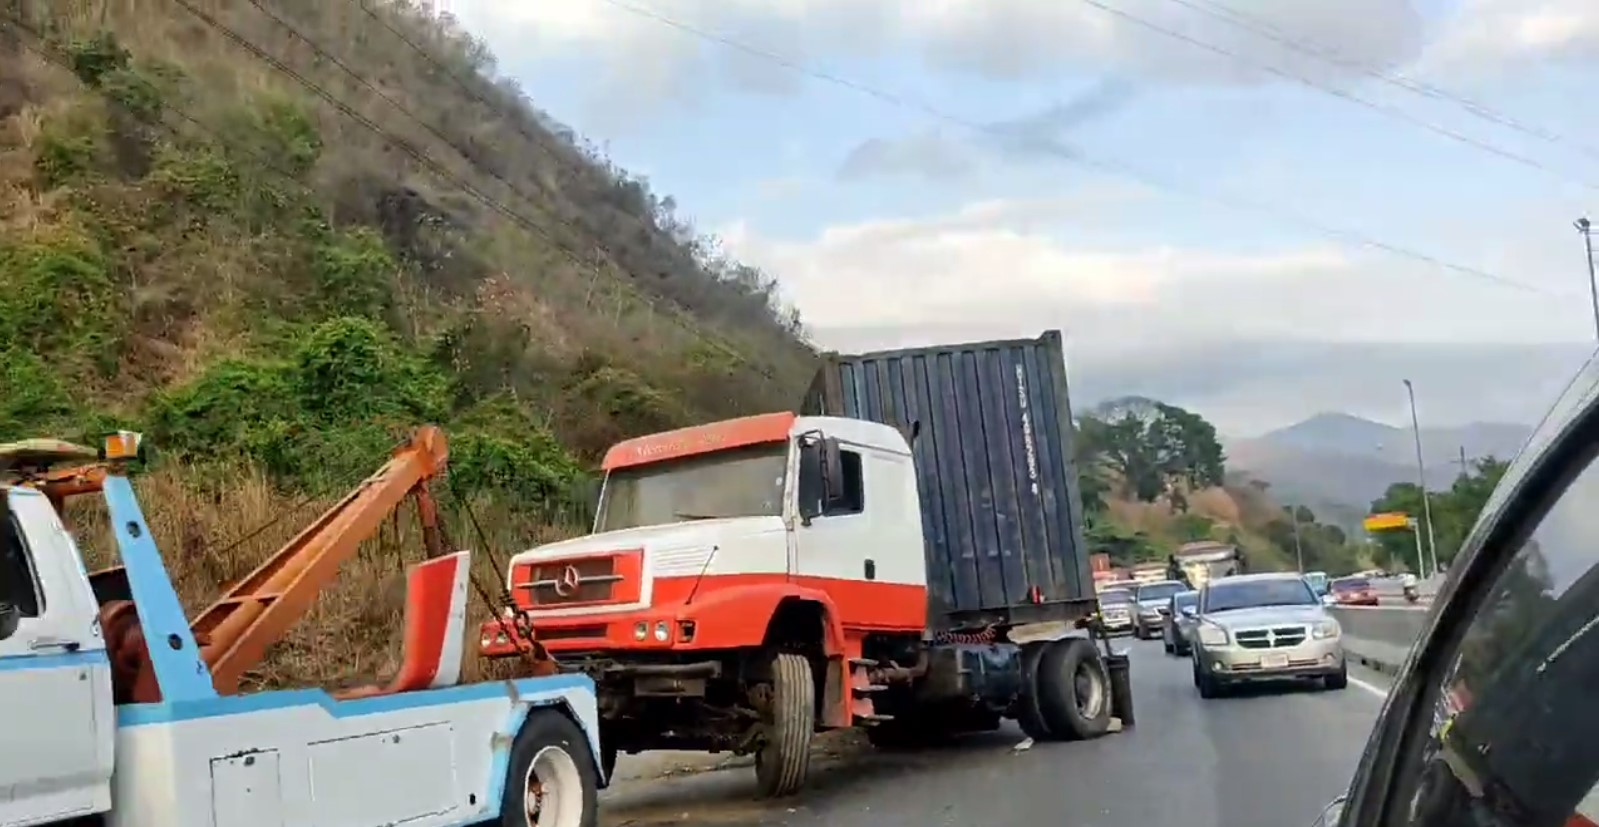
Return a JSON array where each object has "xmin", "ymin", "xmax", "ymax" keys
[{"xmin": 480, "ymin": 331, "xmax": 1129, "ymax": 795}]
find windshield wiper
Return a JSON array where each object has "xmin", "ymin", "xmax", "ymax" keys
[{"xmin": 673, "ymin": 512, "xmax": 725, "ymax": 521}]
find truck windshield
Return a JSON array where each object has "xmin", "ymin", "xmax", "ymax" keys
[
  {"xmin": 596, "ymin": 442, "xmax": 789, "ymax": 531},
  {"xmin": 1204, "ymin": 578, "xmax": 1318, "ymax": 612}
]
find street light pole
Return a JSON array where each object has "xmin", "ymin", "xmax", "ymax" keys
[
  {"xmin": 1406, "ymin": 517, "xmax": 1426, "ymax": 579},
  {"xmin": 1578, "ymin": 217, "xmax": 1599, "ymax": 342},
  {"xmin": 1403, "ymin": 379, "xmax": 1439, "ymax": 579},
  {"xmin": 1288, "ymin": 504, "xmax": 1304, "ymax": 572}
]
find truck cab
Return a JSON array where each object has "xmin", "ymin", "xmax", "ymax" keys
[
  {"xmin": 483, "ymin": 411, "xmax": 928, "ymax": 663},
  {"xmin": 0, "ymin": 484, "xmax": 115, "ymax": 824}
]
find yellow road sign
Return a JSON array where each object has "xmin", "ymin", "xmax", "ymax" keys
[{"xmin": 1363, "ymin": 512, "xmax": 1411, "ymax": 532}]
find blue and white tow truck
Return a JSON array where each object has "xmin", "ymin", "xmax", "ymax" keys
[{"xmin": 0, "ymin": 429, "xmax": 601, "ymax": 827}]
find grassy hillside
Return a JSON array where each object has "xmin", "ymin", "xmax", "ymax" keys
[
  {"xmin": 1095, "ymin": 482, "xmax": 1297, "ymax": 573},
  {"xmin": 1, "ymin": 0, "xmax": 815, "ymax": 688}
]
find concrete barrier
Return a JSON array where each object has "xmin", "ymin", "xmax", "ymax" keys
[{"xmin": 1328, "ymin": 604, "xmax": 1431, "ymax": 676}]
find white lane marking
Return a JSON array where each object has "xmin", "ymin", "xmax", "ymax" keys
[{"xmin": 1349, "ymin": 675, "xmax": 1389, "ymax": 699}]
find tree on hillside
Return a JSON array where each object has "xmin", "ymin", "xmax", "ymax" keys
[
  {"xmin": 1076, "ymin": 402, "xmax": 1226, "ymax": 509},
  {"xmin": 1262, "ymin": 504, "xmax": 1363, "ymax": 575},
  {"xmin": 1367, "ymin": 456, "xmax": 1509, "ymax": 572},
  {"xmin": 1085, "ymin": 521, "xmax": 1162, "ymax": 568}
]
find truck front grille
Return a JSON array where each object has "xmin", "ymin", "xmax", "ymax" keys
[
  {"xmin": 511, "ymin": 549, "xmax": 644, "ymax": 609},
  {"xmin": 1234, "ymin": 625, "xmax": 1308, "ymax": 649}
]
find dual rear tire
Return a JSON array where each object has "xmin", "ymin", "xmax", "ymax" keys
[{"xmin": 1017, "ymin": 637, "xmax": 1114, "ymax": 742}]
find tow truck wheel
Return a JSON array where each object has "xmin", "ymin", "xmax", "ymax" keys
[
  {"xmin": 1036, "ymin": 637, "xmax": 1112, "ymax": 741},
  {"xmin": 754, "ymin": 652, "xmax": 815, "ymax": 798},
  {"xmin": 501, "ymin": 710, "xmax": 598, "ymax": 827}
]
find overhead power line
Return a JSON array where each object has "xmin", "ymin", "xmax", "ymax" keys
[
  {"xmin": 1069, "ymin": 0, "xmax": 1599, "ymax": 192},
  {"xmin": 589, "ymin": 0, "xmax": 1567, "ymax": 298},
  {"xmin": 1168, "ymin": 0, "xmax": 1599, "ymax": 163}
]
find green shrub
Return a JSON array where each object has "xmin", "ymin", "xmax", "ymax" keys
[{"xmin": 0, "ymin": 229, "xmax": 122, "ymax": 371}]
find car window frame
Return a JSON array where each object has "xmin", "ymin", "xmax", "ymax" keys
[{"xmin": 1339, "ymin": 348, "xmax": 1599, "ymax": 827}]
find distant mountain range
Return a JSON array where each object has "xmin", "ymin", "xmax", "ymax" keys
[{"xmin": 1224, "ymin": 412, "xmax": 1533, "ymax": 532}]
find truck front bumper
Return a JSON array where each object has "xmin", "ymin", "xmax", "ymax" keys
[{"xmin": 1194, "ymin": 637, "xmax": 1344, "ymax": 681}]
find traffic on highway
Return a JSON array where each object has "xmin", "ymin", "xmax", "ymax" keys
[{"xmin": 602, "ymin": 348, "xmax": 1599, "ymax": 827}]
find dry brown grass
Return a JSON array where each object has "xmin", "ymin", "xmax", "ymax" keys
[{"xmin": 63, "ymin": 463, "xmax": 580, "ymax": 691}]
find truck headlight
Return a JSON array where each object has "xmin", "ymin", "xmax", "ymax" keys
[
  {"xmin": 1312, "ymin": 620, "xmax": 1341, "ymax": 640},
  {"xmin": 653, "ymin": 621, "xmax": 670, "ymax": 642},
  {"xmin": 634, "ymin": 622, "xmax": 648, "ymax": 641},
  {"xmin": 1197, "ymin": 622, "xmax": 1229, "ymax": 647}
]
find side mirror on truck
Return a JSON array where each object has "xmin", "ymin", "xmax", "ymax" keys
[
  {"xmin": 0, "ymin": 602, "xmax": 20, "ymax": 641},
  {"xmin": 797, "ymin": 435, "xmax": 824, "ymax": 525},
  {"xmin": 796, "ymin": 433, "xmax": 846, "ymax": 526}
]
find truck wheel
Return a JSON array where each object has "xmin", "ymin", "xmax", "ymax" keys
[
  {"xmin": 500, "ymin": 709, "xmax": 599, "ymax": 827},
  {"xmin": 1036, "ymin": 638, "xmax": 1112, "ymax": 741},
  {"xmin": 755, "ymin": 652, "xmax": 814, "ymax": 797},
  {"xmin": 1323, "ymin": 662, "xmax": 1349, "ymax": 691},
  {"xmin": 1015, "ymin": 641, "xmax": 1053, "ymax": 741}
]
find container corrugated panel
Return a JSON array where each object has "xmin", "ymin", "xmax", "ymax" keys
[{"xmin": 801, "ymin": 330, "xmax": 1096, "ymax": 631}]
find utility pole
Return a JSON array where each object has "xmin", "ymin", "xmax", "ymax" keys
[
  {"xmin": 1578, "ymin": 217, "xmax": 1599, "ymax": 342},
  {"xmin": 1452, "ymin": 446, "xmax": 1470, "ymax": 481},
  {"xmin": 1287, "ymin": 504, "xmax": 1304, "ymax": 572},
  {"xmin": 1403, "ymin": 379, "xmax": 1439, "ymax": 579}
]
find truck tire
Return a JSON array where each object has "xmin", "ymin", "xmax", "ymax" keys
[
  {"xmin": 1036, "ymin": 638, "xmax": 1112, "ymax": 741},
  {"xmin": 755, "ymin": 652, "xmax": 814, "ymax": 797},
  {"xmin": 1015, "ymin": 641, "xmax": 1054, "ymax": 741},
  {"xmin": 500, "ymin": 709, "xmax": 599, "ymax": 827}
]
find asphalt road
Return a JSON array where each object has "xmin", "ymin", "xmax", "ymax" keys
[{"xmin": 600, "ymin": 639, "xmax": 1393, "ymax": 827}]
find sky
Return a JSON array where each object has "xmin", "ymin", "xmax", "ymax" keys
[{"xmin": 441, "ymin": 0, "xmax": 1599, "ymax": 436}]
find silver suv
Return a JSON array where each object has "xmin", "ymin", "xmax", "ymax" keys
[{"xmin": 1190, "ymin": 572, "xmax": 1346, "ymax": 698}]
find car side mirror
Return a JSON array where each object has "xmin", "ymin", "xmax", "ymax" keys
[
  {"xmin": 797, "ymin": 437, "xmax": 824, "ymax": 525},
  {"xmin": 1179, "ymin": 606, "xmax": 1196, "ymax": 618},
  {"xmin": 0, "ymin": 602, "xmax": 20, "ymax": 642}
]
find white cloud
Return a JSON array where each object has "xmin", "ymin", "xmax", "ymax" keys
[
  {"xmin": 722, "ymin": 195, "xmax": 1578, "ymax": 352},
  {"xmin": 1427, "ymin": 0, "xmax": 1599, "ymax": 67},
  {"xmin": 719, "ymin": 197, "xmax": 1593, "ymax": 431},
  {"xmin": 447, "ymin": 0, "xmax": 1429, "ymax": 114}
]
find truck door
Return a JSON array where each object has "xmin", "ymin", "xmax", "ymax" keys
[{"xmin": 0, "ymin": 488, "xmax": 114, "ymax": 824}]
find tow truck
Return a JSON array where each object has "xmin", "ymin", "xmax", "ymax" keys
[{"xmin": 0, "ymin": 428, "xmax": 600, "ymax": 827}]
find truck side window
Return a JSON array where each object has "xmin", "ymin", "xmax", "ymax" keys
[
  {"xmin": 824, "ymin": 449, "xmax": 865, "ymax": 516},
  {"xmin": 0, "ymin": 513, "xmax": 43, "ymax": 617}
]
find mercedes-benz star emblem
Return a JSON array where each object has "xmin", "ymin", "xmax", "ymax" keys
[{"xmin": 553, "ymin": 564, "xmax": 583, "ymax": 598}]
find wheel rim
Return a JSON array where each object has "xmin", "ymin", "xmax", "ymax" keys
[
  {"xmin": 1073, "ymin": 661, "xmax": 1107, "ymax": 719},
  {"xmin": 523, "ymin": 745, "xmax": 584, "ymax": 827}
]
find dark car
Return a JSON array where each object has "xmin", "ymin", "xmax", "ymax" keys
[
  {"xmin": 1162, "ymin": 590, "xmax": 1199, "ymax": 656},
  {"xmin": 1132, "ymin": 579, "xmax": 1187, "ymax": 639},
  {"xmin": 1314, "ymin": 350, "xmax": 1599, "ymax": 827},
  {"xmin": 1328, "ymin": 576, "xmax": 1379, "ymax": 606}
]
